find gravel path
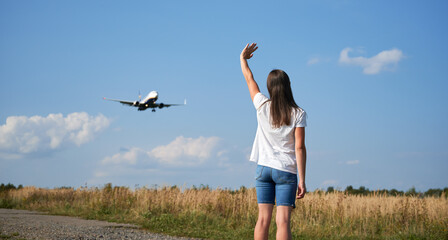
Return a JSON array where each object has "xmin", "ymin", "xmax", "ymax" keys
[{"xmin": 0, "ymin": 208, "xmax": 201, "ymax": 240}]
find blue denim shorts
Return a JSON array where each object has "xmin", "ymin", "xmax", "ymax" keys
[{"xmin": 255, "ymin": 165, "xmax": 298, "ymax": 208}]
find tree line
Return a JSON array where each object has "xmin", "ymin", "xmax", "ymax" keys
[
  {"xmin": 326, "ymin": 185, "xmax": 448, "ymax": 198},
  {"xmin": 1, "ymin": 183, "xmax": 447, "ymax": 198},
  {"xmin": 0, "ymin": 183, "xmax": 23, "ymax": 192}
]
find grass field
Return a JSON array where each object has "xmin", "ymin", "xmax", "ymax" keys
[{"xmin": 1, "ymin": 184, "xmax": 447, "ymax": 239}]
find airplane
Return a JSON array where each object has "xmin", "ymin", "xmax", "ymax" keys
[{"xmin": 104, "ymin": 91, "xmax": 186, "ymax": 112}]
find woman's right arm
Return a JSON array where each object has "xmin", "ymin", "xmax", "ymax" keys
[
  {"xmin": 240, "ymin": 43, "xmax": 260, "ymax": 101},
  {"xmin": 295, "ymin": 127, "xmax": 307, "ymax": 199}
]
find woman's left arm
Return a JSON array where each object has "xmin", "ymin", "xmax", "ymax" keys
[
  {"xmin": 295, "ymin": 127, "xmax": 307, "ymax": 199},
  {"xmin": 240, "ymin": 43, "xmax": 260, "ymax": 101}
]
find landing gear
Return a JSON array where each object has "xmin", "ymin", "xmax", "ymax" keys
[{"xmin": 152, "ymin": 109, "xmax": 156, "ymax": 112}]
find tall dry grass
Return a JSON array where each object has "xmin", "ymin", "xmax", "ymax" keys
[{"xmin": 1, "ymin": 185, "xmax": 447, "ymax": 239}]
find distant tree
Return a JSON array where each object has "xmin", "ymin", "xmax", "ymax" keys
[
  {"xmin": 358, "ymin": 186, "xmax": 370, "ymax": 195},
  {"xmin": 345, "ymin": 185, "xmax": 354, "ymax": 194},
  {"xmin": 377, "ymin": 189, "xmax": 389, "ymax": 196},
  {"xmin": 424, "ymin": 188, "xmax": 442, "ymax": 197},
  {"xmin": 0, "ymin": 183, "xmax": 19, "ymax": 192},
  {"xmin": 389, "ymin": 189, "xmax": 403, "ymax": 196},
  {"xmin": 327, "ymin": 186, "xmax": 335, "ymax": 193},
  {"xmin": 344, "ymin": 186, "xmax": 370, "ymax": 196},
  {"xmin": 405, "ymin": 187, "xmax": 418, "ymax": 196}
]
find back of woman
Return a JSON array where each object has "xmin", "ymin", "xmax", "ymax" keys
[
  {"xmin": 240, "ymin": 43, "xmax": 307, "ymax": 240},
  {"xmin": 251, "ymin": 89, "xmax": 307, "ymax": 174}
]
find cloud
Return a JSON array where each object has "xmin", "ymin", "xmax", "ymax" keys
[
  {"xmin": 93, "ymin": 136, "xmax": 259, "ymax": 187},
  {"xmin": 307, "ymin": 56, "xmax": 330, "ymax": 66},
  {"xmin": 101, "ymin": 136, "xmax": 222, "ymax": 167},
  {"xmin": 346, "ymin": 160, "xmax": 360, "ymax": 165},
  {"xmin": 0, "ymin": 112, "xmax": 110, "ymax": 158},
  {"xmin": 151, "ymin": 136, "xmax": 221, "ymax": 165},
  {"xmin": 93, "ymin": 137, "xmax": 257, "ymax": 188},
  {"xmin": 102, "ymin": 147, "xmax": 150, "ymax": 165},
  {"xmin": 339, "ymin": 47, "xmax": 403, "ymax": 74},
  {"xmin": 321, "ymin": 179, "xmax": 338, "ymax": 186},
  {"xmin": 307, "ymin": 57, "xmax": 321, "ymax": 65}
]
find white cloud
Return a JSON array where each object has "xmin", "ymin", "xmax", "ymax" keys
[
  {"xmin": 0, "ymin": 112, "xmax": 110, "ymax": 158},
  {"xmin": 339, "ymin": 47, "xmax": 403, "ymax": 74},
  {"xmin": 321, "ymin": 179, "xmax": 338, "ymax": 186},
  {"xmin": 93, "ymin": 138, "xmax": 256, "ymax": 188},
  {"xmin": 346, "ymin": 160, "xmax": 360, "ymax": 165},
  {"xmin": 101, "ymin": 136, "xmax": 222, "ymax": 167},
  {"xmin": 307, "ymin": 57, "xmax": 321, "ymax": 65},
  {"xmin": 150, "ymin": 136, "xmax": 221, "ymax": 165},
  {"xmin": 93, "ymin": 136, "xmax": 257, "ymax": 187},
  {"xmin": 102, "ymin": 147, "xmax": 150, "ymax": 165},
  {"xmin": 307, "ymin": 56, "xmax": 330, "ymax": 66}
]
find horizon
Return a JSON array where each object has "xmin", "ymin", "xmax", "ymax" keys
[{"xmin": 1, "ymin": 181, "xmax": 447, "ymax": 194}]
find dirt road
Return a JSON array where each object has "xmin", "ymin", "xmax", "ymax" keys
[{"xmin": 0, "ymin": 208, "xmax": 200, "ymax": 240}]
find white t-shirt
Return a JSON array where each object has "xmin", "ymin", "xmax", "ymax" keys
[{"xmin": 249, "ymin": 92, "xmax": 307, "ymax": 174}]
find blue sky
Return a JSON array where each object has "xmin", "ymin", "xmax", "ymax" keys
[{"xmin": 1, "ymin": 1, "xmax": 447, "ymax": 191}]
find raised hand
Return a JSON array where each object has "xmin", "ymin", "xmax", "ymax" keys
[{"xmin": 240, "ymin": 43, "xmax": 258, "ymax": 60}]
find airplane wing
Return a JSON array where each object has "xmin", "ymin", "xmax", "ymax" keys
[
  {"xmin": 158, "ymin": 99, "xmax": 187, "ymax": 108},
  {"xmin": 103, "ymin": 97, "xmax": 135, "ymax": 106}
]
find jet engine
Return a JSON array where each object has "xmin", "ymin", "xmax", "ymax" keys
[
  {"xmin": 133, "ymin": 101, "xmax": 139, "ymax": 106},
  {"xmin": 158, "ymin": 103, "xmax": 165, "ymax": 109}
]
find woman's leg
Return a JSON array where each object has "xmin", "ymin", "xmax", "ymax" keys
[
  {"xmin": 255, "ymin": 165, "xmax": 275, "ymax": 239},
  {"xmin": 276, "ymin": 206, "xmax": 293, "ymax": 240},
  {"xmin": 254, "ymin": 203, "xmax": 274, "ymax": 240},
  {"xmin": 271, "ymin": 169, "xmax": 297, "ymax": 240}
]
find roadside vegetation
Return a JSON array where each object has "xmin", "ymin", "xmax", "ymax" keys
[{"xmin": 1, "ymin": 183, "xmax": 447, "ymax": 239}]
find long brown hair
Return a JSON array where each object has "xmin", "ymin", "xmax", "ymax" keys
[{"xmin": 267, "ymin": 69, "xmax": 299, "ymax": 128}]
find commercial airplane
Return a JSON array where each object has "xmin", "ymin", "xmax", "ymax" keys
[{"xmin": 104, "ymin": 91, "xmax": 186, "ymax": 112}]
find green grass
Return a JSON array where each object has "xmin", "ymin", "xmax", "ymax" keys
[
  {"xmin": 0, "ymin": 232, "xmax": 26, "ymax": 240},
  {"xmin": 1, "ymin": 186, "xmax": 447, "ymax": 240}
]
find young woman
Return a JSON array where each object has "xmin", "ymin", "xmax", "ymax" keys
[{"xmin": 240, "ymin": 43, "xmax": 307, "ymax": 240}]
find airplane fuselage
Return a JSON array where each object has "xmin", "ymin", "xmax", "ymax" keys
[
  {"xmin": 104, "ymin": 90, "xmax": 184, "ymax": 112},
  {"xmin": 135, "ymin": 91, "xmax": 159, "ymax": 111}
]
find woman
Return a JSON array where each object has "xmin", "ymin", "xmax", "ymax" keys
[{"xmin": 240, "ymin": 43, "xmax": 307, "ymax": 240}]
